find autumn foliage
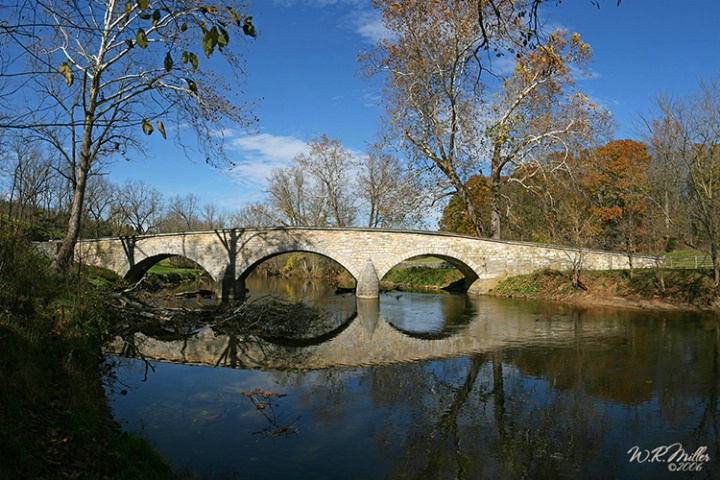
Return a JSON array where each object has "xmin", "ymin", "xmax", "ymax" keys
[{"xmin": 440, "ymin": 139, "xmax": 654, "ymax": 253}]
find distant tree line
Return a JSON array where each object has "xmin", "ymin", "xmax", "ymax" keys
[{"xmin": 0, "ymin": 133, "xmax": 430, "ymax": 240}]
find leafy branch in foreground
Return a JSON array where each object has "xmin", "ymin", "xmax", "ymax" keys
[{"xmin": 0, "ymin": 0, "xmax": 258, "ymax": 270}]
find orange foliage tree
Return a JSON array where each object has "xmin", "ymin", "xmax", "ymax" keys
[
  {"xmin": 584, "ymin": 139, "xmax": 652, "ymax": 252},
  {"xmin": 363, "ymin": 1, "xmax": 611, "ymax": 239}
]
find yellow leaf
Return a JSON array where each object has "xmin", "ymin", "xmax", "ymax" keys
[
  {"xmin": 58, "ymin": 61, "xmax": 73, "ymax": 87},
  {"xmin": 141, "ymin": 118, "xmax": 153, "ymax": 135}
]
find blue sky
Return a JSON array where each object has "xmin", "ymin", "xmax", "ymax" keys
[{"xmin": 109, "ymin": 0, "xmax": 720, "ymax": 218}]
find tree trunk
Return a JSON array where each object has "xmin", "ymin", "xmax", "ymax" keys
[
  {"xmin": 490, "ymin": 146, "xmax": 503, "ymax": 240},
  {"xmin": 445, "ymin": 166, "xmax": 485, "ymax": 237},
  {"xmin": 52, "ymin": 73, "xmax": 101, "ymax": 270},
  {"xmin": 52, "ymin": 141, "xmax": 92, "ymax": 270},
  {"xmin": 711, "ymin": 240, "xmax": 720, "ymax": 289}
]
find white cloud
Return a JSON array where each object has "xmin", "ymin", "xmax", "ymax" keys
[
  {"xmin": 354, "ymin": 10, "xmax": 391, "ymax": 43},
  {"xmin": 225, "ymin": 132, "xmax": 309, "ymax": 197}
]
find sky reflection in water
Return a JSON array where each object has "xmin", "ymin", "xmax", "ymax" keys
[{"xmin": 106, "ymin": 282, "xmax": 720, "ymax": 480}]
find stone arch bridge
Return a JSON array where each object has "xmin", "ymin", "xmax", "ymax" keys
[{"xmin": 45, "ymin": 227, "xmax": 656, "ymax": 301}]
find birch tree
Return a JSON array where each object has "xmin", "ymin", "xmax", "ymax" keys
[{"xmin": 0, "ymin": 0, "xmax": 256, "ymax": 268}]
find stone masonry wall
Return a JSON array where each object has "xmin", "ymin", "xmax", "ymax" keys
[{"xmin": 67, "ymin": 228, "xmax": 658, "ymax": 298}]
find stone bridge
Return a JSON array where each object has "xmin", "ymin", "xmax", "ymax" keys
[{"xmin": 43, "ymin": 227, "xmax": 657, "ymax": 301}]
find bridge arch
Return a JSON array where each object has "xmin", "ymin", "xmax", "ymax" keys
[
  {"xmin": 378, "ymin": 249, "xmax": 483, "ymax": 292},
  {"xmin": 116, "ymin": 235, "xmax": 221, "ymax": 290},
  {"xmin": 237, "ymin": 244, "xmax": 362, "ymax": 282}
]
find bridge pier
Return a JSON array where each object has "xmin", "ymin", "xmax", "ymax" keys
[
  {"xmin": 356, "ymin": 298, "xmax": 380, "ymax": 338},
  {"xmin": 218, "ymin": 274, "xmax": 246, "ymax": 303},
  {"xmin": 356, "ymin": 259, "xmax": 380, "ymax": 299}
]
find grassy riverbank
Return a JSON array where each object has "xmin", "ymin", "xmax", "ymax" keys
[
  {"xmin": 0, "ymin": 233, "xmax": 175, "ymax": 479},
  {"xmin": 381, "ymin": 263, "xmax": 464, "ymax": 291},
  {"xmin": 491, "ymin": 267, "xmax": 720, "ymax": 311}
]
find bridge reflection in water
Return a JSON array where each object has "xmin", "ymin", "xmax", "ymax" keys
[
  {"xmin": 105, "ymin": 295, "xmax": 628, "ymax": 371},
  {"xmin": 105, "ymin": 291, "xmax": 720, "ymax": 480}
]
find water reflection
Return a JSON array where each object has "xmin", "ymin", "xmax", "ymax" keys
[{"xmin": 105, "ymin": 275, "xmax": 720, "ymax": 479}]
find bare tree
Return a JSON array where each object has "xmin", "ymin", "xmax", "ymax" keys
[
  {"xmin": 84, "ymin": 175, "xmax": 116, "ymax": 237},
  {"xmin": 265, "ymin": 135, "xmax": 357, "ymax": 228},
  {"xmin": 163, "ymin": 193, "xmax": 201, "ymax": 232},
  {"xmin": 231, "ymin": 202, "xmax": 276, "ymax": 228},
  {"xmin": 112, "ymin": 179, "xmax": 163, "ymax": 234},
  {"xmin": 648, "ymin": 78, "xmax": 720, "ymax": 287},
  {"xmin": 0, "ymin": 0, "xmax": 256, "ymax": 268},
  {"xmin": 3, "ymin": 136, "xmax": 56, "ymax": 222},
  {"xmin": 201, "ymin": 202, "xmax": 227, "ymax": 230},
  {"xmin": 293, "ymin": 135, "xmax": 357, "ymax": 227},
  {"xmin": 356, "ymin": 146, "xmax": 427, "ymax": 228},
  {"xmin": 266, "ymin": 166, "xmax": 326, "ymax": 227}
]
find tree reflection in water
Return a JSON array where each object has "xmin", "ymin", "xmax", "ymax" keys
[{"xmin": 105, "ymin": 291, "xmax": 720, "ymax": 479}]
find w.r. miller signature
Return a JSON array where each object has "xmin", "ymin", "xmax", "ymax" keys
[{"xmin": 628, "ymin": 443, "xmax": 711, "ymax": 472}]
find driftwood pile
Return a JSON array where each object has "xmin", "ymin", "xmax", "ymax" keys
[{"xmin": 107, "ymin": 286, "xmax": 332, "ymax": 339}]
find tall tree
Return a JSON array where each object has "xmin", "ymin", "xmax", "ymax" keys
[
  {"xmin": 266, "ymin": 135, "xmax": 357, "ymax": 228},
  {"xmin": 0, "ymin": 0, "xmax": 256, "ymax": 268},
  {"xmin": 294, "ymin": 135, "xmax": 357, "ymax": 228},
  {"xmin": 3, "ymin": 136, "xmax": 56, "ymax": 223},
  {"xmin": 363, "ymin": 1, "xmax": 611, "ymax": 239},
  {"xmin": 112, "ymin": 178, "xmax": 163, "ymax": 234},
  {"xmin": 585, "ymin": 139, "xmax": 651, "ymax": 253},
  {"xmin": 485, "ymin": 30, "xmax": 612, "ymax": 239},
  {"xmin": 164, "ymin": 193, "xmax": 201, "ymax": 232},
  {"xmin": 83, "ymin": 175, "xmax": 116, "ymax": 237},
  {"xmin": 266, "ymin": 165, "xmax": 328, "ymax": 227},
  {"xmin": 356, "ymin": 146, "xmax": 427, "ymax": 228},
  {"xmin": 648, "ymin": 79, "xmax": 720, "ymax": 287}
]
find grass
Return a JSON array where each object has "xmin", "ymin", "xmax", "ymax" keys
[
  {"xmin": 662, "ymin": 249, "xmax": 715, "ymax": 269},
  {"xmin": 144, "ymin": 258, "xmax": 213, "ymax": 295},
  {"xmin": 381, "ymin": 264, "xmax": 464, "ymax": 290},
  {"xmin": 0, "ymin": 232, "xmax": 176, "ymax": 479},
  {"xmin": 491, "ymin": 267, "xmax": 719, "ymax": 308}
]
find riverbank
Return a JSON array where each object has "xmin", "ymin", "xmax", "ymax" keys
[
  {"xmin": 490, "ymin": 268, "xmax": 720, "ymax": 312},
  {"xmin": 0, "ymin": 234, "xmax": 176, "ymax": 479}
]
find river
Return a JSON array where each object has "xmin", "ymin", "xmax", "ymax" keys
[{"xmin": 104, "ymin": 273, "xmax": 720, "ymax": 479}]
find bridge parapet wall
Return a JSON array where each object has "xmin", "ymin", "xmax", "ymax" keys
[{"xmin": 63, "ymin": 228, "xmax": 657, "ymax": 300}]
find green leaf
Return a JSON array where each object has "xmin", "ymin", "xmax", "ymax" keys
[
  {"xmin": 136, "ymin": 0, "xmax": 148, "ymax": 11},
  {"xmin": 125, "ymin": 39, "xmax": 134, "ymax": 49},
  {"xmin": 152, "ymin": 9, "xmax": 161, "ymax": 26},
  {"xmin": 217, "ymin": 26, "xmax": 229, "ymax": 50},
  {"xmin": 180, "ymin": 22, "xmax": 188, "ymax": 32},
  {"xmin": 226, "ymin": 6, "xmax": 242, "ymax": 26},
  {"xmin": 141, "ymin": 118, "xmax": 153, "ymax": 135},
  {"xmin": 243, "ymin": 17, "xmax": 257, "ymax": 38},
  {"xmin": 181, "ymin": 51, "xmax": 189, "ymax": 63},
  {"xmin": 189, "ymin": 52, "xmax": 198, "ymax": 71},
  {"xmin": 202, "ymin": 27, "xmax": 218, "ymax": 56},
  {"xmin": 136, "ymin": 28, "xmax": 148, "ymax": 48},
  {"xmin": 185, "ymin": 78, "xmax": 197, "ymax": 94},
  {"xmin": 58, "ymin": 61, "xmax": 73, "ymax": 87},
  {"xmin": 164, "ymin": 52, "xmax": 173, "ymax": 72},
  {"xmin": 125, "ymin": 0, "xmax": 133, "ymax": 16}
]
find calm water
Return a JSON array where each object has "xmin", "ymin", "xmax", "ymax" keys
[{"xmin": 105, "ymin": 274, "xmax": 720, "ymax": 479}]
